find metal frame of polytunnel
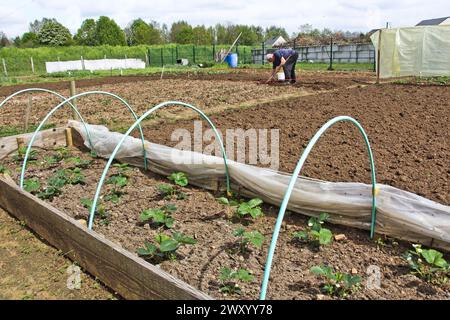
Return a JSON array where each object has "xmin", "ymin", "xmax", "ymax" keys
[
  {"xmin": 18, "ymin": 91, "xmax": 148, "ymax": 189},
  {"xmin": 259, "ymin": 115, "xmax": 377, "ymax": 300},
  {"xmin": 88, "ymin": 101, "xmax": 232, "ymax": 230}
]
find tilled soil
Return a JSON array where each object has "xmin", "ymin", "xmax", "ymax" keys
[
  {"xmin": 139, "ymin": 83, "xmax": 450, "ymax": 206},
  {"xmin": 1, "ymin": 148, "xmax": 449, "ymax": 300}
]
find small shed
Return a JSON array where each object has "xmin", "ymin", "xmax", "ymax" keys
[{"xmin": 264, "ymin": 36, "xmax": 287, "ymax": 47}]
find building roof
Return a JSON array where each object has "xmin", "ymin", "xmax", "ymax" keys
[
  {"xmin": 264, "ymin": 36, "xmax": 287, "ymax": 47},
  {"xmin": 416, "ymin": 17, "xmax": 450, "ymax": 26}
]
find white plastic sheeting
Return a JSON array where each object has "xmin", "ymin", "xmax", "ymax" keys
[
  {"xmin": 46, "ymin": 59, "xmax": 146, "ymax": 73},
  {"xmin": 371, "ymin": 25, "xmax": 450, "ymax": 78},
  {"xmin": 70, "ymin": 121, "xmax": 450, "ymax": 251}
]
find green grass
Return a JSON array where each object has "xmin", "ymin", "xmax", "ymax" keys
[{"xmin": 393, "ymin": 76, "xmax": 450, "ymax": 86}]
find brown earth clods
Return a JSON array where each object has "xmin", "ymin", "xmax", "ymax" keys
[{"xmin": 1, "ymin": 147, "xmax": 449, "ymax": 300}]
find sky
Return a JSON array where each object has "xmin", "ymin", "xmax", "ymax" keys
[{"xmin": 0, "ymin": 0, "xmax": 449, "ymax": 38}]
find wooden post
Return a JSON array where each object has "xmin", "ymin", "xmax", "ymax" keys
[
  {"xmin": 376, "ymin": 29, "xmax": 382, "ymax": 84},
  {"xmin": 145, "ymin": 53, "xmax": 149, "ymax": 67},
  {"xmin": 65, "ymin": 128, "xmax": 73, "ymax": 147},
  {"xmin": 24, "ymin": 96, "xmax": 32, "ymax": 132},
  {"xmin": 2, "ymin": 58, "xmax": 7, "ymax": 77},
  {"xmin": 16, "ymin": 137, "xmax": 25, "ymax": 150},
  {"xmin": 30, "ymin": 57, "xmax": 35, "ymax": 74},
  {"xmin": 81, "ymin": 56, "xmax": 85, "ymax": 70},
  {"xmin": 69, "ymin": 80, "xmax": 78, "ymax": 120}
]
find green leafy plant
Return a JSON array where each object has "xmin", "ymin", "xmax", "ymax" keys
[
  {"xmin": 80, "ymin": 198, "xmax": 110, "ymax": 225},
  {"xmin": 13, "ymin": 146, "xmax": 39, "ymax": 162},
  {"xmin": 139, "ymin": 204, "xmax": 176, "ymax": 229},
  {"xmin": 292, "ymin": 213, "xmax": 333, "ymax": 246},
  {"xmin": 137, "ymin": 232, "xmax": 196, "ymax": 261},
  {"xmin": 404, "ymin": 244, "xmax": 449, "ymax": 284},
  {"xmin": 54, "ymin": 146, "xmax": 71, "ymax": 161},
  {"xmin": 37, "ymin": 168, "xmax": 85, "ymax": 200},
  {"xmin": 310, "ymin": 265, "xmax": 361, "ymax": 298},
  {"xmin": 236, "ymin": 198, "xmax": 264, "ymax": 219},
  {"xmin": 23, "ymin": 178, "xmax": 41, "ymax": 194},
  {"xmin": 65, "ymin": 156, "xmax": 92, "ymax": 169},
  {"xmin": 157, "ymin": 183, "xmax": 187, "ymax": 200},
  {"xmin": 233, "ymin": 227, "xmax": 265, "ymax": 252},
  {"xmin": 0, "ymin": 164, "xmax": 10, "ymax": 175},
  {"xmin": 168, "ymin": 172, "xmax": 188, "ymax": 187},
  {"xmin": 218, "ymin": 268, "xmax": 253, "ymax": 295},
  {"xmin": 105, "ymin": 163, "xmax": 130, "ymax": 203}
]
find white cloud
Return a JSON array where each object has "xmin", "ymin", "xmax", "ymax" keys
[{"xmin": 0, "ymin": 0, "xmax": 449, "ymax": 38}]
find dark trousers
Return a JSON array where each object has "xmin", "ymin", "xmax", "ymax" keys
[{"xmin": 283, "ymin": 52, "xmax": 299, "ymax": 83}]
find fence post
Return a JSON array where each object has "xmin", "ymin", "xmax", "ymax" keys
[
  {"xmin": 171, "ymin": 47, "xmax": 174, "ymax": 64},
  {"xmin": 243, "ymin": 47, "xmax": 246, "ymax": 64},
  {"xmin": 328, "ymin": 37, "xmax": 334, "ymax": 71},
  {"xmin": 2, "ymin": 58, "xmax": 7, "ymax": 76},
  {"xmin": 30, "ymin": 57, "xmax": 35, "ymax": 74},
  {"xmin": 193, "ymin": 45, "xmax": 196, "ymax": 63},
  {"xmin": 212, "ymin": 44, "xmax": 216, "ymax": 61},
  {"xmin": 160, "ymin": 47, "xmax": 164, "ymax": 67},
  {"xmin": 145, "ymin": 52, "xmax": 149, "ymax": 67},
  {"xmin": 176, "ymin": 46, "xmax": 179, "ymax": 61},
  {"xmin": 69, "ymin": 80, "xmax": 78, "ymax": 120},
  {"xmin": 81, "ymin": 56, "xmax": 85, "ymax": 71},
  {"xmin": 148, "ymin": 48, "xmax": 152, "ymax": 67},
  {"xmin": 261, "ymin": 41, "xmax": 265, "ymax": 65}
]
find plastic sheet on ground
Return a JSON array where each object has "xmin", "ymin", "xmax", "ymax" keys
[{"xmin": 70, "ymin": 121, "xmax": 450, "ymax": 251}]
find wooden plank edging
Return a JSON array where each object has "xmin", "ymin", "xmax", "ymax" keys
[{"xmin": 0, "ymin": 176, "xmax": 212, "ymax": 300}]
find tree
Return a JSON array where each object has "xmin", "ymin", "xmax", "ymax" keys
[
  {"xmin": 15, "ymin": 32, "xmax": 38, "ymax": 48},
  {"xmin": 192, "ymin": 25, "xmax": 212, "ymax": 45},
  {"xmin": 264, "ymin": 26, "xmax": 289, "ymax": 41},
  {"xmin": 95, "ymin": 16, "xmax": 126, "ymax": 46},
  {"xmin": 170, "ymin": 21, "xmax": 193, "ymax": 44},
  {"xmin": 126, "ymin": 19, "xmax": 161, "ymax": 45},
  {"xmin": 0, "ymin": 32, "xmax": 11, "ymax": 47},
  {"xmin": 37, "ymin": 20, "xmax": 72, "ymax": 46},
  {"xmin": 74, "ymin": 19, "xmax": 98, "ymax": 46},
  {"xmin": 160, "ymin": 23, "xmax": 170, "ymax": 43},
  {"xmin": 29, "ymin": 18, "xmax": 54, "ymax": 34}
]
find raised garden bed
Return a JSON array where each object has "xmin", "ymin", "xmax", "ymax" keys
[{"xmin": 1, "ymin": 127, "xmax": 449, "ymax": 300}]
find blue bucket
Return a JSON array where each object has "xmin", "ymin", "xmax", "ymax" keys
[{"xmin": 226, "ymin": 53, "xmax": 238, "ymax": 68}]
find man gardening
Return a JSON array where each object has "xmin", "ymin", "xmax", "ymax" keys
[{"xmin": 266, "ymin": 48, "xmax": 299, "ymax": 84}]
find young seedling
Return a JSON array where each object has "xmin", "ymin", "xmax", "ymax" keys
[
  {"xmin": 13, "ymin": 146, "xmax": 39, "ymax": 162},
  {"xmin": 0, "ymin": 164, "xmax": 10, "ymax": 175},
  {"xmin": 236, "ymin": 198, "xmax": 264, "ymax": 219},
  {"xmin": 292, "ymin": 213, "xmax": 333, "ymax": 246},
  {"xmin": 404, "ymin": 244, "xmax": 450, "ymax": 285},
  {"xmin": 80, "ymin": 198, "xmax": 110, "ymax": 225},
  {"xmin": 139, "ymin": 204, "xmax": 176, "ymax": 229},
  {"xmin": 54, "ymin": 146, "xmax": 71, "ymax": 161},
  {"xmin": 218, "ymin": 268, "xmax": 253, "ymax": 295},
  {"xmin": 65, "ymin": 156, "xmax": 92, "ymax": 169},
  {"xmin": 168, "ymin": 172, "xmax": 188, "ymax": 187},
  {"xmin": 157, "ymin": 183, "xmax": 187, "ymax": 200},
  {"xmin": 37, "ymin": 168, "xmax": 85, "ymax": 200},
  {"xmin": 137, "ymin": 232, "xmax": 196, "ymax": 261},
  {"xmin": 310, "ymin": 265, "xmax": 361, "ymax": 298},
  {"xmin": 233, "ymin": 227, "xmax": 265, "ymax": 252},
  {"xmin": 23, "ymin": 178, "xmax": 41, "ymax": 194},
  {"xmin": 105, "ymin": 164, "xmax": 130, "ymax": 203}
]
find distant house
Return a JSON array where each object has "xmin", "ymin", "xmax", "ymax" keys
[
  {"xmin": 416, "ymin": 17, "xmax": 450, "ymax": 26},
  {"xmin": 264, "ymin": 36, "xmax": 287, "ymax": 47}
]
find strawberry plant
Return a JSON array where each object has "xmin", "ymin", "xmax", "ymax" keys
[
  {"xmin": 37, "ymin": 168, "xmax": 85, "ymax": 200},
  {"xmin": 0, "ymin": 164, "xmax": 10, "ymax": 175},
  {"xmin": 139, "ymin": 204, "xmax": 176, "ymax": 229},
  {"xmin": 23, "ymin": 178, "xmax": 41, "ymax": 194},
  {"xmin": 65, "ymin": 156, "xmax": 92, "ymax": 169},
  {"xmin": 404, "ymin": 244, "xmax": 450, "ymax": 285},
  {"xmin": 157, "ymin": 183, "xmax": 187, "ymax": 200},
  {"xmin": 310, "ymin": 265, "xmax": 361, "ymax": 298},
  {"xmin": 54, "ymin": 146, "xmax": 71, "ymax": 160},
  {"xmin": 137, "ymin": 232, "xmax": 196, "ymax": 261},
  {"xmin": 168, "ymin": 172, "xmax": 188, "ymax": 187},
  {"xmin": 105, "ymin": 164, "xmax": 130, "ymax": 203},
  {"xmin": 233, "ymin": 227, "xmax": 265, "ymax": 252},
  {"xmin": 14, "ymin": 146, "xmax": 39, "ymax": 162},
  {"xmin": 80, "ymin": 198, "xmax": 110, "ymax": 225},
  {"xmin": 218, "ymin": 268, "xmax": 253, "ymax": 295},
  {"xmin": 236, "ymin": 198, "xmax": 264, "ymax": 219},
  {"xmin": 292, "ymin": 213, "xmax": 333, "ymax": 246}
]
